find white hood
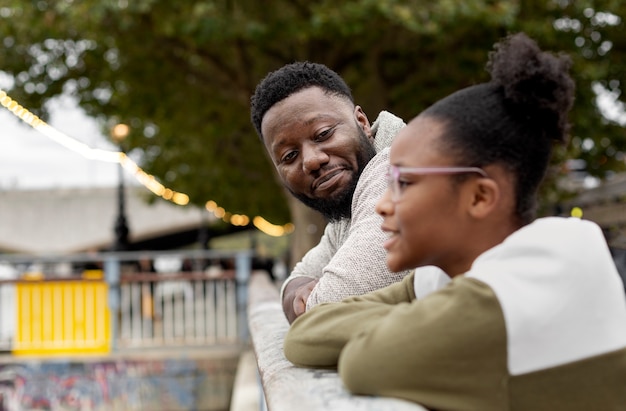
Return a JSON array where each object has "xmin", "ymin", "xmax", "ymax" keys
[{"xmin": 467, "ymin": 217, "xmax": 626, "ymax": 375}]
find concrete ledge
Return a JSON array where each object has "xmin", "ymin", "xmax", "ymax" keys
[
  {"xmin": 230, "ymin": 350, "xmax": 261, "ymax": 411},
  {"xmin": 247, "ymin": 272, "xmax": 427, "ymax": 411}
]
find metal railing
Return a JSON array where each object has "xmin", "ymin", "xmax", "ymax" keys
[
  {"xmin": 0, "ymin": 249, "xmax": 253, "ymax": 354},
  {"xmin": 118, "ymin": 271, "xmax": 238, "ymax": 348},
  {"xmin": 0, "ymin": 281, "xmax": 15, "ymax": 351}
]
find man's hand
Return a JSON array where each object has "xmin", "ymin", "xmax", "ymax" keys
[{"xmin": 282, "ymin": 277, "xmax": 319, "ymax": 324}]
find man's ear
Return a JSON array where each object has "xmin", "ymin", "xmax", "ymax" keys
[
  {"xmin": 354, "ymin": 106, "xmax": 372, "ymax": 139},
  {"xmin": 467, "ymin": 178, "xmax": 500, "ymax": 220}
]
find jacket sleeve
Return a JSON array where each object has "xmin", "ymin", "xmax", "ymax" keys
[
  {"xmin": 338, "ymin": 277, "xmax": 508, "ymax": 411},
  {"xmin": 285, "ymin": 277, "xmax": 509, "ymax": 411},
  {"xmin": 283, "ymin": 273, "xmax": 416, "ymax": 368}
]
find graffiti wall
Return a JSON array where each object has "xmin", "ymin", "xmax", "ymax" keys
[{"xmin": 0, "ymin": 354, "xmax": 239, "ymax": 411}]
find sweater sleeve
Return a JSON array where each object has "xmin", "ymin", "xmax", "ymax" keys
[
  {"xmin": 306, "ymin": 148, "xmax": 411, "ymax": 308},
  {"xmin": 279, "ymin": 221, "xmax": 345, "ymax": 302},
  {"xmin": 283, "ymin": 111, "xmax": 409, "ymax": 308},
  {"xmin": 284, "ymin": 272, "xmax": 416, "ymax": 368}
]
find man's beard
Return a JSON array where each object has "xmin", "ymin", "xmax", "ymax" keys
[{"xmin": 290, "ymin": 126, "xmax": 376, "ymax": 222}]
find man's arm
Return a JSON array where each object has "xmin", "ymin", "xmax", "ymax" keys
[
  {"xmin": 283, "ymin": 112, "xmax": 408, "ymax": 317},
  {"xmin": 279, "ymin": 221, "xmax": 345, "ymax": 322},
  {"xmin": 306, "ymin": 148, "xmax": 411, "ymax": 308}
]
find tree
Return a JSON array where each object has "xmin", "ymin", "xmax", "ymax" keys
[{"xmin": 1, "ymin": 0, "xmax": 625, "ymax": 258}]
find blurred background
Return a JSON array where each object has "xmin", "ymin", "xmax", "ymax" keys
[
  {"xmin": 2, "ymin": 1, "xmax": 626, "ymax": 258},
  {"xmin": 1, "ymin": 1, "xmax": 626, "ymax": 410}
]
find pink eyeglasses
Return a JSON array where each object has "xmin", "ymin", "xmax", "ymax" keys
[{"xmin": 386, "ymin": 164, "xmax": 488, "ymax": 202}]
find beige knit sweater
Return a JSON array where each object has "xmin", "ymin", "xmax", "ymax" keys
[{"xmin": 280, "ymin": 111, "xmax": 413, "ymax": 310}]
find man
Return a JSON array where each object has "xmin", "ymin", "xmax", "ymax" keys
[{"xmin": 250, "ymin": 62, "xmax": 445, "ymax": 323}]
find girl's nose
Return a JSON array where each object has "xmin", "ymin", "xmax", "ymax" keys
[{"xmin": 375, "ymin": 188, "xmax": 394, "ymax": 217}]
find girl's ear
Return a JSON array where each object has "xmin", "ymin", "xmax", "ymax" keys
[{"xmin": 467, "ymin": 177, "xmax": 500, "ymax": 220}]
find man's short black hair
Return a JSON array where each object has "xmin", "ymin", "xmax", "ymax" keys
[{"xmin": 250, "ymin": 61, "xmax": 354, "ymax": 140}]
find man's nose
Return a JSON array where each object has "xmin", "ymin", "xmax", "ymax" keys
[{"xmin": 302, "ymin": 144, "xmax": 329, "ymax": 173}]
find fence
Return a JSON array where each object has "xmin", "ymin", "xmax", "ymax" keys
[
  {"xmin": 118, "ymin": 271, "xmax": 238, "ymax": 348},
  {"xmin": 0, "ymin": 249, "xmax": 252, "ymax": 355},
  {"xmin": 0, "ymin": 281, "xmax": 15, "ymax": 351}
]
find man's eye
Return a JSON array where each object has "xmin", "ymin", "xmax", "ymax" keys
[
  {"xmin": 281, "ymin": 151, "xmax": 297, "ymax": 163},
  {"xmin": 315, "ymin": 128, "xmax": 334, "ymax": 141}
]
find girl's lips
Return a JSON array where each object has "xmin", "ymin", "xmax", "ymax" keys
[{"xmin": 382, "ymin": 231, "xmax": 398, "ymax": 251}]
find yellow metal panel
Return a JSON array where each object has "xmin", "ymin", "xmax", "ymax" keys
[
  {"xmin": 64, "ymin": 284, "xmax": 73, "ymax": 343},
  {"xmin": 13, "ymin": 281, "xmax": 111, "ymax": 356},
  {"xmin": 42, "ymin": 285, "xmax": 52, "ymax": 342},
  {"xmin": 75, "ymin": 282, "xmax": 84, "ymax": 342},
  {"xmin": 32, "ymin": 284, "xmax": 41, "ymax": 343},
  {"xmin": 53, "ymin": 284, "xmax": 63, "ymax": 342}
]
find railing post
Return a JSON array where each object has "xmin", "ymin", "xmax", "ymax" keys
[
  {"xmin": 104, "ymin": 254, "xmax": 121, "ymax": 351},
  {"xmin": 235, "ymin": 252, "xmax": 251, "ymax": 343}
]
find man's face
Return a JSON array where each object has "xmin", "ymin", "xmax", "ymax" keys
[{"xmin": 260, "ymin": 87, "xmax": 376, "ymax": 221}]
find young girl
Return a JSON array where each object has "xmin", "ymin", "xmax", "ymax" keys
[{"xmin": 283, "ymin": 33, "xmax": 626, "ymax": 411}]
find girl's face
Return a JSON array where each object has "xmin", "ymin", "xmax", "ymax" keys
[{"xmin": 376, "ymin": 115, "xmax": 484, "ymax": 276}]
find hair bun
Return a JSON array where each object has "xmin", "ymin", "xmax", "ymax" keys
[{"xmin": 487, "ymin": 32, "xmax": 575, "ymax": 142}]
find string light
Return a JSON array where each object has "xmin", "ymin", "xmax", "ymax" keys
[
  {"xmin": 1, "ymin": 88, "xmax": 293, "ymax": 236},
  {"xmin": 253, "ymin": 216, "xmax": 295, "ymax": 237}
]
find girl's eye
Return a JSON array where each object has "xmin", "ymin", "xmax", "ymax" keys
[{"xmin": 397, "ymin": 179, "xmax": 412, "ymax": 191}]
